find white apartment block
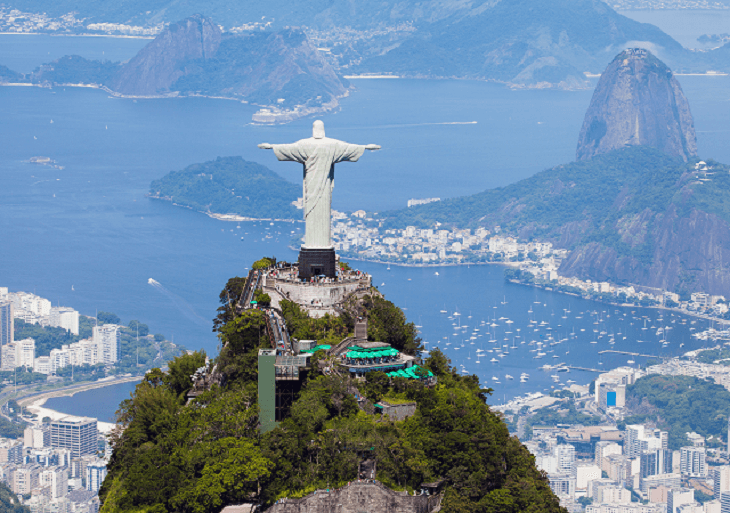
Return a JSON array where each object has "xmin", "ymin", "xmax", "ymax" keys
[
  {"xmin": 576, "ymin": 464, "xmax": 602, "ymax": 490},
  {"xmin": 625, "ymin": 425, "xmax": 668, "ymax": 458},
  {"xmin": 9, "ymin": 464, "xmax": 41, "ymax": 494},
  {"xmin": 668, "ymin": 488, "xmax": 695, "ymax": 513},
  {"xmin": 586, "ymin": 505, "xmax": 662, "ymax": 513},
  {"xmin": 555, "ymin": 444, "xmax": 576, "ymax": 474},
  {"xmin": 1, "ymin": 337, "xmax": 35, "ymax": 371},
  {"xmin": 596, "ymin": 441, "xmax": 623, "ymax": 468},
  {"xmin": 33, "ymin": 355, "xmax": 52, "ymax": 374},
  {"xmin": 713, "ymin": 466, "xmax": 730, "ymax": 498},
  {"xmin": 593, "ymin": 485, "xmax": 632, "ymax": 504},
  {"xmin": 50, "ymin": 306, "xmax": 80, "ymax": 335},
  {"xmin": 40, "ymin": 467, "xmax": 69, "ymax": 499},
  {"xmin": 86, "ymin": 459, "xmax": 108, "ymax": 492},
  {"xmin": 93, "ymin": 324, "xmax": 120, "ymax": 364},
  {"xmin": 8, "ymin": 291, "xmax": 51, "ymax": 318},
  {"xmin": 680, "ymin": 446, "xmax": 707, "ymax": 478}
]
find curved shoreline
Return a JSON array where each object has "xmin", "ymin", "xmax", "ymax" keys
[{"xmin": 16, "ymin": 375, "xmax": 141, "ymax": 434}]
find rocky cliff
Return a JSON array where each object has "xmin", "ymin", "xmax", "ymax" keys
[
  {"xmin": 576, "ymin": 49, "xmax": 697, "ymax": 161},
  {"xmin": 109, "ymin": 14, "xmax": 221, "ymax": 96}
]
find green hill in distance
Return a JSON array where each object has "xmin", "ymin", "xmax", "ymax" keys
[
  {"xmin": 149, "ymin": 156, "xmax": 301, "ymax": 220},
  {"xmin": 382, "ymin": 146, "xmax": 730, "ymax": 297}
]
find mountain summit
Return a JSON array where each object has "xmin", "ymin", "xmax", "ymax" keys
[
  {"xmin": 576, "ymin": 48, "xmax": 697, "ymax": 161},
  {"xmin": 110, "ymin": 14, "xmax": 221, "ymax": 96}
]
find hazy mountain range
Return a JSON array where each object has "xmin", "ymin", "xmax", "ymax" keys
[{"xmin": 4, "ymin": 0, "xmax": 730, "ymax": 88}]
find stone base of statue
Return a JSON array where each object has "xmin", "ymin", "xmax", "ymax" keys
[{"xmin": 298, "ymin": 247, "xmax": 337, "ymax": 280}]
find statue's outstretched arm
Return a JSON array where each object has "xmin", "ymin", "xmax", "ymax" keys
[
  {"xmin": 365, "ymin": 144, "xmax": 381, "ymax": 150},
  {"xmin": 258, "ymin": 143, "xmax": 273, "ymax": 149}
]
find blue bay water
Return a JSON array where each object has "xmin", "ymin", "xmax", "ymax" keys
[{"xmin": 0, "ymin": 30, "xmax": 727, "ymax": 420}]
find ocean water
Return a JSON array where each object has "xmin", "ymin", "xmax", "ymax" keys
[
  {"xmin": 1, "ymin": 30, "xmax": 728, "ymax": 419},
  {"xmin": 0, "ymin": 34, "xmax": 149, "ymax": 74}
]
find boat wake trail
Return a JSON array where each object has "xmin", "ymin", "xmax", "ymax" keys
[
  {"xmin": 341, "ymin": 121, "xmax": 477, "ymax": 130},
  {"xmin": 147, "ymin": 278, "xmax": 209, "ymax": 327}
]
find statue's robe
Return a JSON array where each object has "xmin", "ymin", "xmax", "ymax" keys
[{"xmin": 272, "ymin": 137, "xmax": 365, "ymax": 248}]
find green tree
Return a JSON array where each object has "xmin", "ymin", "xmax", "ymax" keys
[
  {"xmin": 170, "ymin": 438, "xmax": 273, "ymax": 513},
  {"xmin": 163, "ymin": 351, "xmax": 207, "ymax": 400},
  {"xmin": 98, "ymin": 311, "xmax": 121, "ymax": 325},
  {"xmin": 127, "ymin": 320, "xmax": 150, "ymax": 337}
]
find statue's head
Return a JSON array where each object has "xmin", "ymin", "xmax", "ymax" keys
[{"xmin": 312, "ymin": 120, "xmax": 325, "ymax": 139}]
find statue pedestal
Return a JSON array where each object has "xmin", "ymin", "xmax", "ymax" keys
[{"xmin": 298, "ymin": 247, "xmax": 336, "ymax": 279}]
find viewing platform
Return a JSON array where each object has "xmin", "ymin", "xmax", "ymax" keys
[{"xmin": 262, "ymin": 264, "xmax": 372, "ymax": 318}]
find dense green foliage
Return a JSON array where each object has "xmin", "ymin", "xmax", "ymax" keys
[
  {"xmin": 31, "ymin": 55, "xmax": 121, "ymax": 84},
  {"xmin": 524, "ymin": 403, "xmax": 602, "ymax": 439},
  {"xmin": 0, "ymin": 368, "xmax": 48, "ymax": 385},
  {"xmin": 694, "ymin": 347, "xmax": 730, "ymax": 366},
  {"xmin": 0, "ymin": 64, "xmax": 25, "ymax": 83},
  {"xmin": 98, "ymin": 311, "xmax": 121, "ymax": 325},
  {"xmin": 14, "ymin": 319, "xmax": 77, "ymax": 356},
  {"xmin": 100, "ymin": 271, "xmax": 564, "ymax": 513},
  {"xmin": 0, "ymin": 400, "xmax": 28, "ymax": 438},
  {"xmin": 150, "ymin": 156, "xmax": 299, "ymax": 219},
  {"xmin": 624, "ymin": 375, "xmax": 730, "ymax": 449},
  {"xmin": 0, "ymin": 412, "xmax": 28, "ymax": 438},
  {"xmin": 0, "ymin": 481, "xmax": 30, "ymax": 513}
]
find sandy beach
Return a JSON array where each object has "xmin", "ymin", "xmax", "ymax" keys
[{"xmin": 16, "ymin": 375, "xmax": 141, "ymax": 434}]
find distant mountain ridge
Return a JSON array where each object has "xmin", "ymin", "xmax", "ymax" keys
[
  {"xmin": 576, "ymin": 49, "xmax": 697, "ymax": 161},
  {"xmin": 6, "ymin": 0, "xmax": 730, "ymax": 89},
  {"xmin": 355, "ymin": 0, "xmax": 691, "ymax": 88},
  {"xmin": 21, "ymin": 15, "xmax": 348, "ymax": 120}
]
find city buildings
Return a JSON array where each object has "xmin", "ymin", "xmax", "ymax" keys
[
  {"xmin": 85, "ymin": 459, "xmax": 107, "ymax": 492},
  {"xmin": 668, "ymin": 488, "xmax": 695, "ymax": 513},
  {"xmin": 713, "ymin": 466, "xmax": 730, "ymax": 498},
  {"xmin": 680, "ymin": 446, "xmax": 707, "ymax": 478},
  {"xmin": 93, "ymin": 325, "xmax": 120, "ymax": 364},
  {"xmin": 1, "ymin": 337, "xmax": 35, "ymax": 371},
  {"xmin": 49, "ymin": 418, "xmax": 98, "ymax": 457},
  {"xmin": 50, "ymin": 307, "xmax": 80, "ymax": 335},
  {"xmin": 0, "ymin": 298, "xmax": 12, "ymax": 347}
]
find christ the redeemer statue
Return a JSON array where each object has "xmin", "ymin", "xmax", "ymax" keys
[{"xmin": 259, "ymin": 120, "xmax": 380, "ymax": 279}]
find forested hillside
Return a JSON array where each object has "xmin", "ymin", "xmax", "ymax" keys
[
  {"xmin": 624, "ymin": 375, "xmax": 730, "ymax": 449},
  {"xmin": 99, "ymin": 270, "xmax": 566, "ymax": 513},
  {"xmin": 149, "ymin": 156, "xmax": 300, "ymax": 220},
  {"xmin": 384, "ymin": 146, "xmax": 730, "ymax": 297}
]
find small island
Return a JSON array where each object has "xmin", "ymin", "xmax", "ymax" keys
[{"xmin": 149, "ymin": 156, "xmax": 301, "ymax": 221}]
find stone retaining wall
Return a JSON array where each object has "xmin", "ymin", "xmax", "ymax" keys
[{"xmin": 265, "ymin": 480, "xmax": 439, "ymax": 513}]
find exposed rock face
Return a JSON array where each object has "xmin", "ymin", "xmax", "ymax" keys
[
  {"xmin": 576, "ymin": 48, "xmax": 697, "ymax": 161},
  {"xmin": 559, "ymin": 206, "xmax": 730, "ymax": 296},
  {"xmin": 110, "ymin": 14, "xmax": 221, "ymax": 96}
]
